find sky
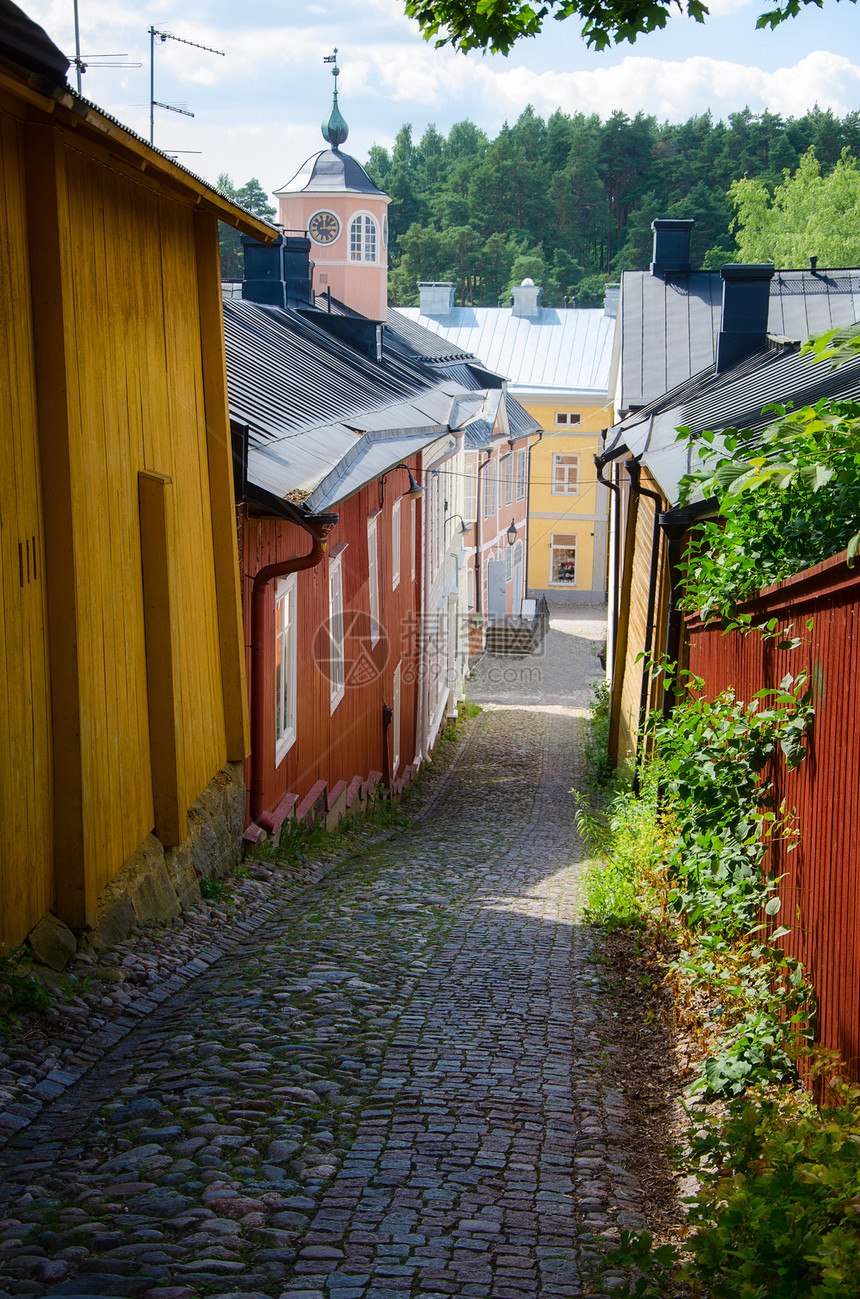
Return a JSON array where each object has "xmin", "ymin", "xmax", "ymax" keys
[{"xmin": 23, "ymin": 0, "xmax": 860, "ymax": 200}]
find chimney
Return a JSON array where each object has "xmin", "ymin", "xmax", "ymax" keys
[
  {"xmin": 716, "ymin": 263, "xmax": 775, "ymax": 372},
  {"xmin": 511, "ymin": 278, "xmax": 541, "ymax": 317},
  {"xmin": 651, "ymin": 218, "xmax": 694, "ymax": 277},
  {"xmin": 419, "ymin": 282, "xmax": 456, "ymax": 315},
  {"xmin": 603, "ymin": 283, "xmax": 620, "ymax": 318},
  {"xmin": 241, "ymin": 233, "xmax": 313, "ymax": 309}
]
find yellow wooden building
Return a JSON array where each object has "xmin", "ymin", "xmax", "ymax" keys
[
  {"xmin": 397, "ymin": 280, "xmax": 617, "ymax": 604},
  {"xmin": 0, "ymin": 11, "xmax": 275, "ymax": 953}
]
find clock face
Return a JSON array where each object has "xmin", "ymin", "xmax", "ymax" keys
[{"xmin": 309, "ymin": 210, "xmax": 341, "ymax": 245}]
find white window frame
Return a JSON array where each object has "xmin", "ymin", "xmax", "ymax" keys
[
  {"xmin": 505, "ymin": 543, "xmax": 512, "ymax": 583},
  {"xmin": 392, "ymin": 498, "xmax": 401, "ymax": 590},
  {"xmin": 483, "ymin": 461, "xmax": 496, "ymax": 518},
  {"xmin": 554, "ymin": 411, "xmax": 581, "ymax": 427},
  {"xmin": 411, "ymin": 497, "xmax": 417, "ymax": 582},
  {"xmin": 328, "ymin": 551, "xmax": 346, "ymax": 712},
  {"xmin": 550, "ymin": 533, "xmax": 578, "ymax": 586},
  {"xmin": 464, "ymin": 453, "xmax": 478, "ymax": 522},
  {"xmin": 392, "ymin": 661, "xmax": 402, "ymax": 777},
  {"xmin": 274, "ymin": 573, "xmax": 297, "ymax": 764},
  {"xmin": 349, "ymin": 212, "xmax": 378, "ymax": 264},
  {"xmin": 367, "ymin": 514, "xmax": 380, "ymax": 645},
  {"xmin": 516, "ymin": 449, "xmax": 527, "ymax": 501},
  {"xmin": 503, "ymin": 452, "xmax": 513, "ymax": 506},
  {"xmin": 552, "ymin": 453, "xmax": 580, "ymax": 496}
]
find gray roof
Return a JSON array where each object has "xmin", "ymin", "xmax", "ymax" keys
[
  {"xmin": 606, "ymin": 339, "xmax": 860, "ymax": 505},
  {"xmin": 224, "ymin": 296, "xmax": 536, "ymax": 510},
  {"xmin": 617, "ymin": 267, "xmax": 860, "ymax": 411},
  {"xmin": 274, "ymin": 148, "xmax": 384, "ymax": 197},
  {"xmin": 394, "ymin": 305, "xmax": 615, "ymax": 397}
]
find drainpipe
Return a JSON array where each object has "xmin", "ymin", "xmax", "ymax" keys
[
  {"xmin": 595, "ymin": 449, "xmax": 621, "ymax": 677},
  {"xmin": 249, "ymin": 520, "xmax": 335, "ymax": 825},
  {"xmin": 627, "ymin": 459, "xmax": 663, "ymax": 793}
]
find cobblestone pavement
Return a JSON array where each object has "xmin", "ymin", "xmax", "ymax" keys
[{"xmin": 0, "ymin": 606, "xmax": 645, "ymax": 1299}]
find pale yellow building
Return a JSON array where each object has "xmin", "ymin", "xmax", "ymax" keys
[{"xmin": 397, "ymin": 280, "xmax": 617, "ymax": 603}]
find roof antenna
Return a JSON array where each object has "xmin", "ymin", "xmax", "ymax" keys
[
  {"xmin": 810, "ymin": 255, "xmax": 819, "ymax": 275},
  {"xmin": 149, "ymin": 26, "xmax": 225, "ymax": 147}
]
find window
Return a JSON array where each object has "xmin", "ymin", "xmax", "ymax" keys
[
  {"xmin": 392, "ymin": 499, "xmax": 401, "ymax": 590},
  {"xmin": 503, "ymin": 453, "xmax": 513, "ymax": 506},
  {"xmin": 392, "ymin": 661, "xmax": 402, "ymax": 777},
  {"xmin": 516, "ymin": 449, "xmax": 527, "ymax": 501},
  {"xmin": 505, "ymin": 543, "xmax": 512, "ymax": 583},
  {"xmin": 550, "ymin": 534, "xmax": 577, "ymax": 585},
  {"xmin": 328, "ymin": 552, "xmax": 345, "ymax": 710},
  {"xmin": 464, "ymin": 453, "xmax": 478, "ymax": 522},
  {"xmin": 552, "ymin": 453, "xmax": 580, "ymax": 495},
  {"xmin": 349, "ymin": 213, "xmax": 377, "ymax": 263},
  {"xmin": 411, "ymin": 497, "xmax": 417, "ymax": 582},
  {"xmin": 367, "ymin": 515, "xmax": 380, "ymax": 645},
  {"xmin": 483, "ymin": 460, "xmax": 496, "ymax": 518},
  {"xmin": 274, "ymin": 574, "xmax": 297, "ymax": 763},
  {"xmin": 554, "ymin": 411, "xmax": 581, "ymax": 427}
]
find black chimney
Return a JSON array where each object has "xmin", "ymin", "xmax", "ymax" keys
[
  {"xmin": 241, "ymin": 233, "xmax": 313, "ymax": 308},
  {"xmin": 651, "ymin": 218, "xmax": 694, "ymax": 277},
  {"xmin": 715, "ymin": 263, "xmax": 774, "ymax": 372}
]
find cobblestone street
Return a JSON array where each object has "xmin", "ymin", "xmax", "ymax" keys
[{"xmin": 0, "ymin": 608, "xmax": 647, "ymax": 1299}]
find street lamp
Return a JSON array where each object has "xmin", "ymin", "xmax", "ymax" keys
[
  {"xmin": 379, "ymin": 464, "xmax": 424, "ymax": 507},
  {"xmin": 506, "ymin": 520, "xmax": 518, "ymax": 546}
]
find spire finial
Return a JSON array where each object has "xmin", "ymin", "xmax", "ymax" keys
[{"xmin": 321, "ymin": 48, "xmax": 348, "ymax": 149}]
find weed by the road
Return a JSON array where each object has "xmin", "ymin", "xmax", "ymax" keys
[{"xmin": 0, "ymin": 946, "xmax": 50, "ymax": 1031}]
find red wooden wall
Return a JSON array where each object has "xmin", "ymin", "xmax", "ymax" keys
[
  {"xmin": 685, "ymin": 550, "xmax": 860, "ymax": 1079},
  {"xmin": 239, "ymin": 468, "xmax": 422, "ymax": 819}
]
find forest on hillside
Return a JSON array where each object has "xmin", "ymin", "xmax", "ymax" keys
[{"xmin": 363, "ymin": 107, "xmax": 860, "ymax": 307}]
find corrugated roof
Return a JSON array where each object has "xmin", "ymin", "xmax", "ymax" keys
[
  {"xmin": 618, "ymin": 267, "xmax": 860, "ymax": 410},
  {"xmin": 394, "ymin": 305, "xmax": 615, "ymax": 395},
  {"xmin": 225, "ymin": 297, "xmax": 538, "ymax": 507},
  {"xmin": 607, "ymin": 339, "xmax": 860, "ymax": 504}
]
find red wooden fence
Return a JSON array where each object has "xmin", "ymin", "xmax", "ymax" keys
[{"xmin": 685, "ymin": 549, "xmax": 860, "ymax": 1080}]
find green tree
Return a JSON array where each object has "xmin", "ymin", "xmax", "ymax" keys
[
  {"xmin": 216, "ymin": 174, "xmax": 276, "ymax": 279},
  {"xmin": 403, "ymin": 0, "xmax": 855, "ymax": 55},
  {"xmin": 729, "ymin": 148, "xmax": 860, "ymax": 266}
]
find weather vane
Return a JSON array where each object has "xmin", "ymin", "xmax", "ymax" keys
[{"xmin": 320, "ymin": 48, "xmax": 348, "ymax": 149}]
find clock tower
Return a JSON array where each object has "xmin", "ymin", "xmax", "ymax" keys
[{"xmin": 274, "ymin": 53, "xmax": 391, "ymax": 321}]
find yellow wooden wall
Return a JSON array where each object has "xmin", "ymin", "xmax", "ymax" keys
[
  {"xmin": 0, "ymin": 101, "xmax": 54, "ymax": 949},
  {"xmin": 58, "ymin": 145, "xmax": 227, "ymax": 898},
  {"xmin": 1, "ymin": 78, "xmax": 250, "ymax": 948},
  {"xmin": 617, "ymin": 485, "xmax": 667, "ymax": 761}
]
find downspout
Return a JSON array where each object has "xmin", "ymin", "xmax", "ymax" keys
[
  {"xmin": 627, "ymin": 459, "xmax": 664, "ymax": 793},
  {"xmin": 249, "ymin": 520, "xmax": 335, "ymax": 825},
  {"xmin": 595, "ymin": 449, "xmax": 620, "ymax": 676}
]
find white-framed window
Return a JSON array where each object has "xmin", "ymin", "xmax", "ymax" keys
[
  {"xmin": 392, "ymin": 498, "xmax": 401, "ymax": 590},
  {"xmin": 552, "ymin": 453, "xmax": 580, "ymax": 495},
  {"xmin": 550, "ymin": 533, "xmax": 577, "ymax": 585},
  {"xmin": 464, "ymin": 453, "xmax": 478, "ymax": 522},
  {"xmin": 554, "ymin": 411, "xmax": 581, "ymax": 427},
  {"xmin": 483, "ymin": 460, "xmax": 496, "ymax": 518},
  {"xmin": 328, "ymin": 551, "xmax": 346, "ymax": 711},
  {"xmin": 392, "ymin": 661, "xmax": 402, "ymax": 777},
  {"xmin": 516, "ymin": 449, "xmax": 527, "ymax": 501},
  {"xmin": 411, "ymin": 497, "xmax": 417, "ymax": 582},
  {"xmin": 349, "ymin": 212, "xmax": 378, "ymax": 263},
  {"xmin": 467, "ymin": 565, "xmax": 476, "ymax": 610},
  {"xmin": 274, "ymin": 573, "xmax": 297, "ymax": 764},
  {"xmin": 367, "ymin": 514, "xmax": 380, "ymax": 645},
  {"xmin": 505, "ymin": 543, "xmax": 512, "ymax": 583},
  {"xmin": 503, "ymin": 453, "xmax": 513, "ymax": 506}
]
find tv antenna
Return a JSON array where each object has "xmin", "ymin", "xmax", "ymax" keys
[
  {"xmin": 71, "ymin": 0, "xmax": 141, "ymax": 96},
  {"xmin": 149, "ymin": 27, "xmax": 225, "ymax": 146}
]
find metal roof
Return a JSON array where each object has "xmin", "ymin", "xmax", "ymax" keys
[
  {"xmin": 617, "ymin": 267, "xmax": 860, "ymax": 411},
  {"xmin": 394, "ymin": 305, "xmax": 615, "ymax": 396},
  {"xmin": 607, "ymin": 339, "xmax": 860, "ymax": 504},
  {"xmin": 274, "ymin": 148, "xmax": 384, "ymax": 196},
  {"xmin": 1, "ymin": 0, "xmax": 68, "ymax": 83},
  {"xmin": 224, "ymin": 297, "xmax": 537, "ymax": 507}
]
